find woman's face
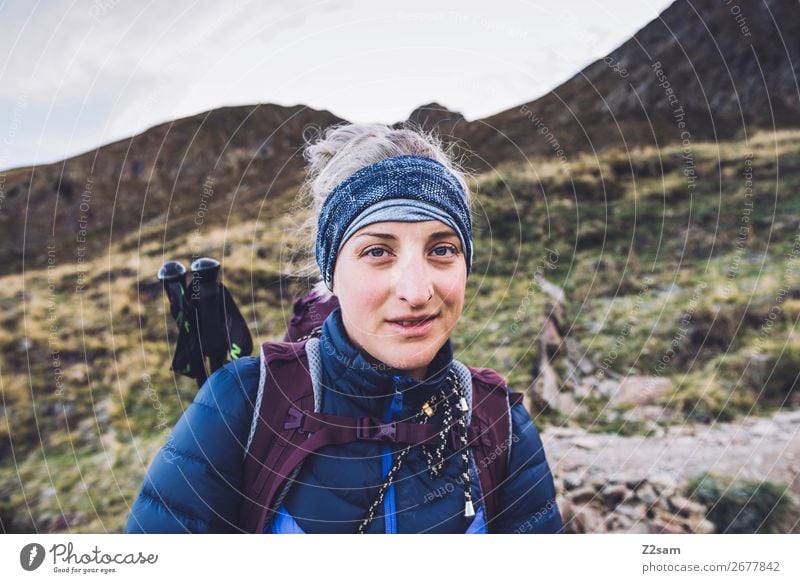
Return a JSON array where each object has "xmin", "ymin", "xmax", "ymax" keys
[{"xmin": 332, "ymin": 220, "xmax": 467, "ymax": 381}]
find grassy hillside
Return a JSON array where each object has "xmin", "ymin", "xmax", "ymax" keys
[{"xmin": 1, "ymin": 130, "xmax": 798, "ymax": 533}]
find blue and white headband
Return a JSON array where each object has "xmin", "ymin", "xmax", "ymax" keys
[{"xmin": 315, "ymin": 155, "xmax": 473, "ymax": 290}]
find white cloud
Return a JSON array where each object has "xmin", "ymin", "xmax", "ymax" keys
[{"xmin": 0, "ymin": 0, "xmax": 674, "ymax": 170}]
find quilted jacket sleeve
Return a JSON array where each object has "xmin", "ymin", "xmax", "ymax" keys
[
  {"xmin": 492, "ymin": 400, "xmax": 563, "ymax": 533},
  {"xmin": 125, "ymin": 357, "xmax": 260, "ymax": 533}
]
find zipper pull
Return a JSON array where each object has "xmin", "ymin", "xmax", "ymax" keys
[
  {"xmin": 389, "ymin": 390, "xmax": 404, "ymax": 418},
  {"xmin": 387, "ymin": 376, "xmax": 404, "ymax": 420}
]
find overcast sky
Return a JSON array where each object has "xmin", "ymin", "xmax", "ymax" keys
[{"xmin": 0, "ymin": 0, "xmax": 673, "ymax": 171}]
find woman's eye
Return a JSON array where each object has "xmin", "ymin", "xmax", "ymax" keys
[
  {"xmin": 432, "ymin": 245, "xmax": 457, "ymax": 257},
  {"xmin": 364, "ymin": 247, "xmax": 388, "ymax": 258}
]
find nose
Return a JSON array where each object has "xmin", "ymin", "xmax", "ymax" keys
[{"xmin": 393, "ymin": 253, "xmax": 433, "ymax": 307}]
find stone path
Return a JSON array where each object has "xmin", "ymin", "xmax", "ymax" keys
[
  {"xmin": 542, "ymin": 410, "xmax": 800, "ymax": 494},
  {"xmin": 538, "ymin": 410, "xmax": 800, "ymax": 533}
]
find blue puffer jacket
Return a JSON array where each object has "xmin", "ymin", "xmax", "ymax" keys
[{"xmin": 125, "ymin": 309, "xmax": 563, "ymax": 534}]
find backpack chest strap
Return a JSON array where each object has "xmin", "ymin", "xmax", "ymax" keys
[{"xmin": 284, "ymin": 406, "xmax": 487, "ymax": 448}]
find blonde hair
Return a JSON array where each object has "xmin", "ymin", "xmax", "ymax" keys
[{"xmin": 289, "ymin": 121, "xmax": 473, "ymax": 300}]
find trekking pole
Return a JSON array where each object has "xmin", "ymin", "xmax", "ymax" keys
[
  {"xmin": 158, "ymin": 260, "xmax": 188, "ymax": 322},
  {"xmin": 190, "ymin": 257, "xmax": 228, "ymax": 376},
  {"xmin": 219, "ymin": 280, "xmax": 254, "ymax": 362},
  {"xmin": 158, "ymin": 260, "xmax": 208, "ymax": 387}
]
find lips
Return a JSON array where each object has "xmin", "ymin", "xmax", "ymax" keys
[
  {"xmin": 386, "ymin": 314, "xmax": 438, "ymax": 336},
  {"xmin": 387, "ymin": 314, "xmax": 437, "ymax": 326}
]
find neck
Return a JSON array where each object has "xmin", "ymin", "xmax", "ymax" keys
[
  {"xmin": 358, "ymin": 350, "xmax": 429, "ymax": 382},
  {"xmin": 317, "ymin": 308, "xmax": 453, "ymax": 416}
]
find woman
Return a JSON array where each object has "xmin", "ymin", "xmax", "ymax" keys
[{"xmin": 126, "ymin": 122, "xmax": 562, "ymax": 534}]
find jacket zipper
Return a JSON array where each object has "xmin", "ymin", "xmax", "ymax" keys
[{"xmin": 381, "ymin": 379, "xmax": 404, "ymax": 534}]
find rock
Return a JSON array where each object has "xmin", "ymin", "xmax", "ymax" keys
[
  {"xmin": 625, "ymin": 522, "xmax": 652, "ymax": 534},
  {"xmin": 751, "ymin": 421, "xmax": 774, "ymax": 436},
  {"xmin": 609, "ymin": 376, "xmax": 673, "ymax": 407},
  {"xmin": 563, "ymin": 502, "xmax": 604, "ymax": 534},
  {"xmin": 590, "ymin": 476, "xmax": 607, "ymax": 490},
  {"xmin": 616, "ymin": 502, "xmax": 647, "ymax": 521},
  {"xmin": 635, "ymin": 483, "xmax": 658, "ymax": 505},
  {"xmin": 577, "ymin": 356, "xmax": 594, "ymax": 375},
  {"xmin": 69, "ymin": 368, "xmax": 86, "ymax": 382},
  {"xmin": 573, "ymin": 437, "xmax": 599, "ymax": 450},
  {"xmin": 545, "ymin": 426, "xmax": 584, "ymax": 438},
  {"xmin": 622, "ymin": 475, "xmax": 648, "ymax": 490},
  {"xmin": 648, "ymin": 472, "xmax": 678, "ymax": 492},
  {"xmin": 597, "ymin": 380, "xmax": 620, "ymax": 399},
  {"xmin": 632, "ymin": 405, "xmax": 673, "ymax": 423},
  {"xmin": 562, "ymin": 472, "xmax": 585, "ymax": 491},
  {"xmin": 95, "ymin": 410, "xmax": 111, "ymax": 427},
  {"xmin": 574, "ymin": 378, "xmax": 594, "ymax": 398},
  {"xmin": 692, "ymin": 518, "xmax": 716, "ymax": 534},
  {"xmin": 555, "ymin": 392, "xmax": 580, "ymax": 417},
  {"xmin": 570, "ymin": 486, "xmax": 598, "ymax": 504},
  {"xmin": 668, "ymin": 495, "xmax": 707, "ymax": 518},
  {"xmin": 604, "ymin": 512, "xmax": 633, "ymax": 531},
  {"xmin": 531, "ymin": 361, "xmax": 561, "ymax": 409},
  {"xmin": 542, "ymin": 317, "xmax": 563, "ymax": 357},
  {"xmin": 600, "ymin": 483, "xmax": 632, "ymax": 507},
  {"xmin": 651, "ymin": 510, "xmax": 690, "ymax": 534}
]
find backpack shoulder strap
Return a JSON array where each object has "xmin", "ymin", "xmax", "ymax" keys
[
  {"xmin": 462, "ymin": 364, "xmax": 524, "ymax": 532},
  {"xmin": 239, "ymin": 338, "xmax": 317, "ymax": 533}
]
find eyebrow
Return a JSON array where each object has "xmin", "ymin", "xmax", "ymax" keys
[{"xmin": 353, "ymin": 230, "xmax": 458, "ymax": 241}]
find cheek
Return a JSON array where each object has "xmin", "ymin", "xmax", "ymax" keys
[
  {"xmin": 352, "ymin": 285, "xmax": 385, "ymax": 313},
  {"xmin": 335, "ymin": 264, "xmax": 386, "ymax": 313},
  {"xmin": 449, "ymin": 290, "xmax": 466, "ymax": 320},
  {"xmin": 440, "ymin": 270, "xmax": 467, "ymax": 307}
]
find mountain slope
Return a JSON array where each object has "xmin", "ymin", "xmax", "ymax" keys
[
  {"xmin": 458, "ymin": 0, "xmax": 800, "ymax": 168},
  {"xmin": 0, "ymin": 104, "xmax": 343, "ymax": 273}
]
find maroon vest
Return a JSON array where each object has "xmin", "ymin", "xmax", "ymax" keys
[{"xmin": 239, "ymin": 339, "xmax": 523, "ymax": 533}]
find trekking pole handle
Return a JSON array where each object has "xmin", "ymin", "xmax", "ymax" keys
[
  {"xmin": 158, "ymin": 260, "xmax": 187, "ymax": 284},
  {"xmin": 158, "ymin": 260, "xmax": 188, "ymax": 320},
  {"xmin": 189, "ymin": 257, "xmax": 221, "ymax": 297}
]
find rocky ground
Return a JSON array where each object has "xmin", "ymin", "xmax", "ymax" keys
[{"xmin": 541, "ymin": 410, "xmax": 800, "ymax": 533}]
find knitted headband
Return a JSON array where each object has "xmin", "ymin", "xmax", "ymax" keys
[{"xmin": 315, "ymin": 154, "xmax": 473, "ymax": 290}]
